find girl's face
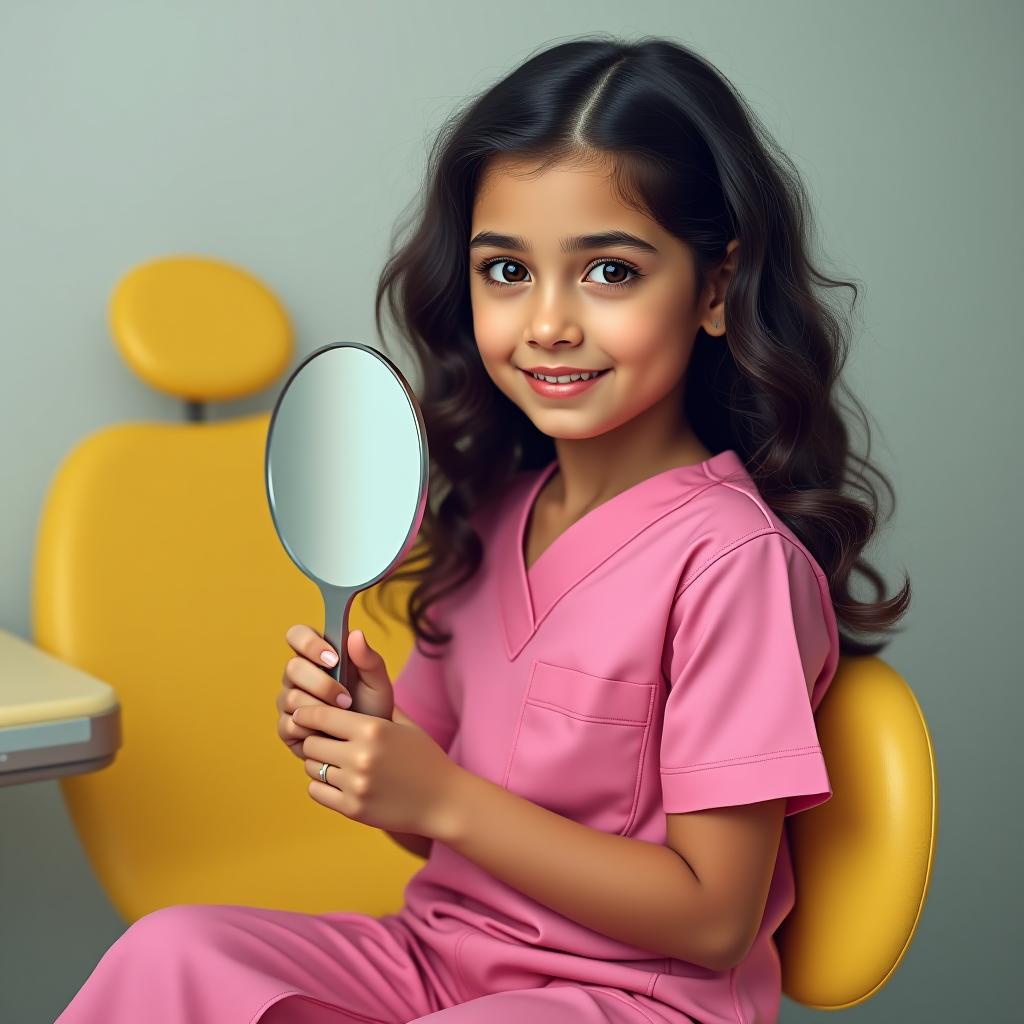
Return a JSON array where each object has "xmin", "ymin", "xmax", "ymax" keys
[{"xmin": 468, "ymin": 153, "xmax": 728, "ymax": 454}]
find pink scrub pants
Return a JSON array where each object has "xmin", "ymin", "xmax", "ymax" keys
[{"xmin": 53, "ymin": 903, "xmax": 670, "ymax": 1023}]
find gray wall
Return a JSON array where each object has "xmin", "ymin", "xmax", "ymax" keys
[{"xmin": 2, "ymin": 1, "xmax": 1019, "ymax": 1021}]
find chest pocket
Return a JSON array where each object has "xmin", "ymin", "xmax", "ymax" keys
[{"xmin": 501, "ymin": 660, "xmax": 656, "ymax": 836}]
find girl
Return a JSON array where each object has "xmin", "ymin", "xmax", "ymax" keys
[{"xmin": 57, "ymin": 34, "xmax": 910, "ymax": 1024}]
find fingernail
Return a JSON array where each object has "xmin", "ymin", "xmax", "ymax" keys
[
  {"xmin": 321, "ymin": 649, "xmax": 338, "ymax": 666},
  {"xmin": 336, "ymin": 692, "xmax": 352, "ymax": 708}
]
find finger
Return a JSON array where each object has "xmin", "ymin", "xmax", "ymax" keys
[
  {"xmin": 346, "ymin": 630, "xmax": 391, "ymax": 690},
  {"xmin": 282, "ymin": 705, "xmax": 323, "ymax": 734},
  {"xmin": 281, "ymin": 687, "xmax": 337, "ymax": 716},
  {"xmin": 300, "ymin": 732, "xmax": 342, "ymax": 767},
  {"xmin": 284, "ymin": 624, "xmax": 350, "ymax": 706},
  {"xmin": 308, "ymin": 777, "xmax": 349, "ymax": 816},
  {"xmin": 292, "ymin": 702, "xmax": 355, "ymax": 739},
  {"xmin": 279, "ymin": 712, "xmax": 316, "ymax": 754},
  {"xmin": 304, "ymin": 757, "xmax": 346, "ymax": 790},
  {"xmin": 283, "ymin": 654, "xmax": 353, "ymax": 708},
  {"xmin": 286, "ymin": 623, "xmax": 341, "ymax": 671}
]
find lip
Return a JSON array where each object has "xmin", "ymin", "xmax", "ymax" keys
[
  {"xmin": 522, "ymin": 365, "xmax": 610, "ymax": 375},
  {"xmin": 520, "ymin": 366, "xmax": 612, "ymax": 398}
]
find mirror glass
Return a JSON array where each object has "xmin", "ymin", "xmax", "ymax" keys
[{"xmin": 265, "ymin": 342, "xmax": 428, "ymax": 696}]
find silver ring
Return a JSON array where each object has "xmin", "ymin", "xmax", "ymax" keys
[{"xmin": 319, "ymin": 762, "xmax": 330, "ymax": 784}]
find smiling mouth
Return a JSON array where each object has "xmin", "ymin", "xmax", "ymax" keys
[{"xmin": 520, "ymin": 368, "xmax": 612, "ymax": 383}]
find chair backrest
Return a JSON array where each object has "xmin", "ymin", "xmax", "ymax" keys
[
  {"xmin": 33, "ymin": 255, "xmax": 427, "ymax": 923},
  {"xmin": 777, "ymin": 654, "xmax": 939, "ymax": 1010}
]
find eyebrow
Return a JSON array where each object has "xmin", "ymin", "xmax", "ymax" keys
[{"xmin": 468, "ymin": 229, "xmax": 659, "ymax": 256}]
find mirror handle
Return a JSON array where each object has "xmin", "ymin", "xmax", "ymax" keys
[{"xmin": 321, "ymin": 584, "xmax": 357, "ymax": 695}]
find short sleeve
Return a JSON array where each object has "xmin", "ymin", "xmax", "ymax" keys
[
  {"xmin": 659, "ymin": 532, "xmax": 835, "ymax": 817},
  {"xmin": 392, "ymin": 629, "xmax": 459, "ymax": 753}
]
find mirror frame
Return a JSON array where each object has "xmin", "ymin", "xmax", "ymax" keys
[{"xmin": 264, "ymin": 341, "xmax": 430, "ymax": 694}]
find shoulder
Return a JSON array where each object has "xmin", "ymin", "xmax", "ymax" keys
[
  {"xmin": 671, "ymin": 479, "xmax": 827, "ymax": 598},
  {"xmin": 659, "ymin": 476, "xmax": 839, "ymax": 706}
]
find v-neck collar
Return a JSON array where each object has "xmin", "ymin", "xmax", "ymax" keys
[{"xmin": 496, "ymin": 448, "xmax": 748, "ymax": 659}]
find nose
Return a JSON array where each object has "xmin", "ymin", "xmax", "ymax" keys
[{"xmin": 528, "ymin": 307, "xmax": 584, "ymax": 351}]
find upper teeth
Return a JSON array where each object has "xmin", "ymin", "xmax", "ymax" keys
[{"xmin": 529, "ymin": 370, "xmax": 604, "ymax": 383}]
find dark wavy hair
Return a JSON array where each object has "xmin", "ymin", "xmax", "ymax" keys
[{"xmin": 370, "ymin": 34, "xmax": 911, "ymax": 660}]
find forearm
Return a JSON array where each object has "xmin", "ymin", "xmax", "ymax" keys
[
  {"xmin": 386, "ymin": 829, "xmax": 433, "ymax": 859},
  {"xmin": 430, "ymin": 768, "xmax": 732, "ymax": 971}
]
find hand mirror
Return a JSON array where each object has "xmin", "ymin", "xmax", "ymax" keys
[{"xmin": 264, "ymin": 341, "xmax": 429, "ymax": 704}]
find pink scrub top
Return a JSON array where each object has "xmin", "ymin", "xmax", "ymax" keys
[{"xmin": 391, "ymin": 448, "xmax": 839, "ymax": 1024}]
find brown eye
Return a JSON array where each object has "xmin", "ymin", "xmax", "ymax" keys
[
  {"xmin": 485, "ymin": 260, "xmax": 528, "ymax": 286},
  {"xmin": 585, "ymin": 261, "xmax": 633, "ymax": 286}
]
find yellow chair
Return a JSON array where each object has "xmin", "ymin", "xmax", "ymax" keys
[
  {"xmin": 777, "ymin": 656, "xmax": 938, "ymax": 1010},
  {"xmin": 31, "ymin": 254, "xmax": 937, "ymax": 1015}
]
